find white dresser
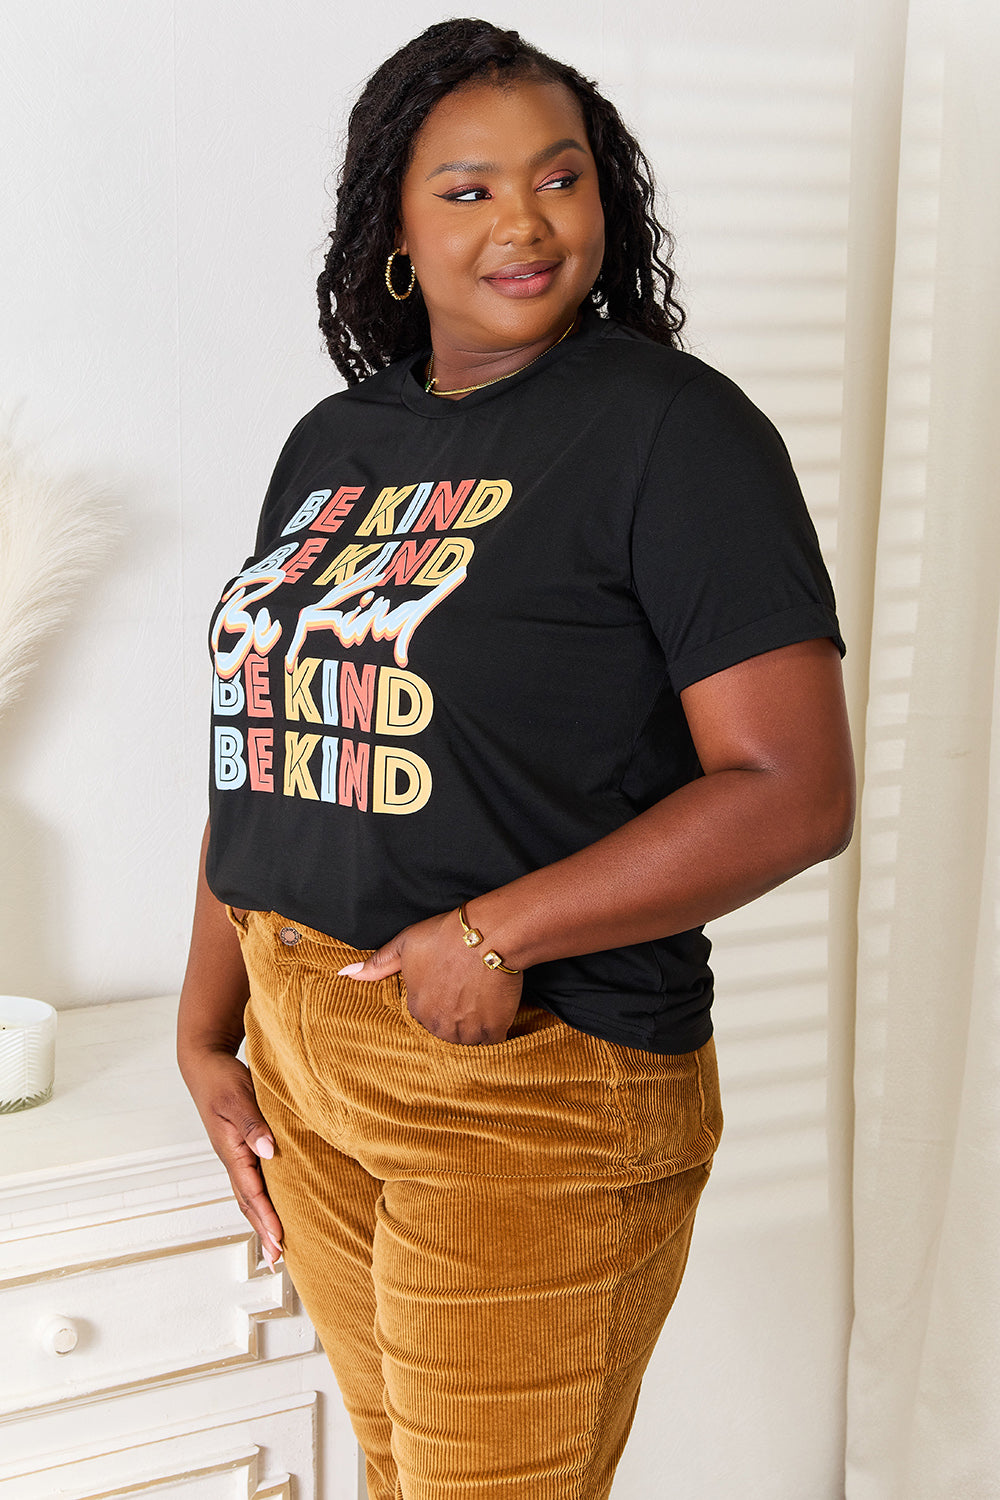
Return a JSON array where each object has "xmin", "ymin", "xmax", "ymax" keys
[{"xmin": 0, "ymin": 995, "xmax": 361, "ymax": 1499}]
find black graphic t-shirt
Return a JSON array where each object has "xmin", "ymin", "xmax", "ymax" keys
[{"xmin": 206, "ymin": 309, "xmax": 844, "ymax": 1053}]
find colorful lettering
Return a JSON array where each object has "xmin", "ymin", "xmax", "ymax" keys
[
  {"xmin": 249, "ymin": 544, "xmax": 299, "ymax": 574},
  {"xmin": 410, "ymin": 537, "xmax": 474, "ymax": 587},
  {"xmin": 338, "ymin": 739, "xmax": 370, "ymax": 810},
  {"xmin": 281, "ymin": 489, "xmax": 331, "ymax": 536},
  {"xmin": 395, "ymin": 481, "xmax": 433, "ymax": 534},
  {"xmin": 413, "ymin": 479, "xmax": 475, "ymax": 532},
  {"xmin": 356, "ymin": 484, "xmax": 416, "ymax": 537},
  {"xmin": 375, "ymin": 539, "xmax": 437, "ymax": 586},
  {"xmin": 313, "ymin": 543, "xmax": 387, "ymax": 588},
  {"xmin": 314, "ymin": 486, "xmax": 364, "ymax": 534},
  {"xmin": 373, "ymin": 746, "xmax": 432, "ymax": 814},
  {"xmin": 212, "ymin": 566, "xmax": 286, "ymax": 679},
  {"xmin": 214, "ymin": 727, "xmax": 247, "ymax": 789},
  {"xmin": 375, "ymin": 667, "xmax": 433, "ymax": 736},
  {"xmin": 339, "ymin": 662, "xmax": 376, "ymax": 731},
  {"xmin": 320, "ymin": 736, "xmax": 339, "ymax": 802},
  {"xmin": 213, "ymin": 673, "xmax": 245, "ymax": 716},
  {"xmin": 284, "ymin": 657, "xmax": 322, "ymax": 722},
  {"xmin": 321, "ymin": 660, "xmax": 339, "ymax": 725},
  {"xmin": 283, "ymin": 731, "xmax": 321, "ymax": 799},
  {"xmin": 245, "ymin": 654, "xmax": 273, "ymax": 717},
  {"xmin": 285, "ymin": 554, "xmax": 468, "ymax": 670},
  {"xmin": 283, "ymin": 537, "xmax": 328, "ymax": 583},
  {"xmin": 215, "ymin": 475, "xmax": 515, "ymax": 820},
  {"xmin": 247, "ymin": 728, "xmax": 274, "ymax": 791},
  {"xmin": 455, "ymin": 479, "xmax": 512, "ymax": 528}
]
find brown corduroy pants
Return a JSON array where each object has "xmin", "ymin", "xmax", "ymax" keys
[{"xmin": 235, "ymin": 909, "xmax": 722, "ymax": 1500}]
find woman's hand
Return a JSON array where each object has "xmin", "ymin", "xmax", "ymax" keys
[
  {"xmin": 181, "ymin": 1046, "xmax": 285, "ymax": 1268},
  {"xmin": 177, "ymin": 821, "xmax": 283, "ymax": 1264},
  {"xmin": 341, "ymin": 910, "xmax": 523, "ymax": 1045}
]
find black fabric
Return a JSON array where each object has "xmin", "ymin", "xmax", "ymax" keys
[{"xmin": 206, "ymin": 309, "xmax": 844, "ymax": 1053}]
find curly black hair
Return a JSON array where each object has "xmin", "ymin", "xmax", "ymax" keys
[{"xmin": 317, "ymin": 18, "xmax": 685, "ymax": 385}]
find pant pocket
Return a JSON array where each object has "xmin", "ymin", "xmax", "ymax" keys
[{"xmin": 396, "ymin": 975, "xmax": 568, "ymax": 1060}]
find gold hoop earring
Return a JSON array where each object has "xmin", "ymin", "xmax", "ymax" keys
[{"xmin": 385, "ymin": 250, "xmax": 416, "ymax": 301}]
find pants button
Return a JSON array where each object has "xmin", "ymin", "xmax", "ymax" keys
[{"xmin": 279, "ymin": 926, "xmax": 301, "ymax": 946}]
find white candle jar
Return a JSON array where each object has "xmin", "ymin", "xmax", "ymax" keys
[{"xmin": 0, "ymin": 996, "xmax": 57, "ymax": 1112}]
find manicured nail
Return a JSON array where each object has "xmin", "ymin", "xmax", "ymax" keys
[
  {"xmin": 266, "ymin": 1233, "xmax": 283, "ymax": 1254},
  {"xmin": 255, "ymin": 1137, "xmax": 274, "ymax": 1159},
  {"xmin": 338, "ymin": 962, "xmax": 365, "ymax": 977},
  {"xmin": 262, "ymin": 1246, "xmax": 275, "ymax": 1270}
]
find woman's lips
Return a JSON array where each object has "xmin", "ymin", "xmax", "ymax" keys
[{"xmin": 483, "ymin": 261, "xmax": 559, "ymax": 298}]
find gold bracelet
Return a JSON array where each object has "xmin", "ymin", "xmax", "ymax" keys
[{"xmin": 457, "ymin": 905, "xmax": 521, "ymax": 974}]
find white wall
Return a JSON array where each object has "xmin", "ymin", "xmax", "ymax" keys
[{"xmin": 0, "ymin": 2, "xmax": 856, "ymax": 1494}]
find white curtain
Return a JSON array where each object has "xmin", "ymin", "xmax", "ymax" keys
[{"xmin": 842, "ymin": 0, "xmax": 1000, "ymax": 1493}]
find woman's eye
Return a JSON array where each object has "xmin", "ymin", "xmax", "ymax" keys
[
  {"xmin": 438, "ymin": 187, "xmax": 490, "ymax": 203},
  {"xmin": 539, "ymin": 172, "xmax": 580, "ymax": 191}
]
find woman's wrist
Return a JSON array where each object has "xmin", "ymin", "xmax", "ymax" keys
[
  {"xmin": 456, "ymin": 903, "xmax": 521, "ymax": 974},
  {"xmin": 460, "ymin": 891, "xmax": 540, "ymax": 973}
]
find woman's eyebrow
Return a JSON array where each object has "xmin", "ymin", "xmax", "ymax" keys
[{"xmin": 425, "ymin": 137, "xmax": 588, "ymax": 181}]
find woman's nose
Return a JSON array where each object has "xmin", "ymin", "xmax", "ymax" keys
[{"xmin": 490, "ymin": 191, "xmax": 548, "ymax": 246}]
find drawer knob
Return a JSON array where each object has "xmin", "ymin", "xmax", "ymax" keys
[{"xmin": 40, "ymin": 1315, "xmax": 79, "ymax": 1354}]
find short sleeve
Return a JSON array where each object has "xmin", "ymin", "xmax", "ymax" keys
[{"xmin": 631, "ymin": 367, "xmax": 845, "ymax": 692}]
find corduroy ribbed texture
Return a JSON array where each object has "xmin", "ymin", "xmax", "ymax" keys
[{"xmin": 235, "ymin": 909, "xmax": 722, "ymax": 1500}]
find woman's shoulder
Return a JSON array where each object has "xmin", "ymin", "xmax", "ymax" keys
[
  {"xmin": 276, "ymin": 357, "xmax": 412, "ymax": 446},
  {"xmin": 577, "ymin": 314, "xmax": 763, "ymax": 428},
  {"xmin": 579, "ymin": 313, "xmax": 713, "ymax": 391}
]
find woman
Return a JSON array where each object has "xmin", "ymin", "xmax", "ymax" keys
[{"xmin": 178, "ymin": 19, "xmax": 854, "ymax": 1500}]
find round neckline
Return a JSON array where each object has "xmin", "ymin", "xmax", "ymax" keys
[{"xmin": 398, "ymin": 306, "xmax": 607, "ymax": 418}]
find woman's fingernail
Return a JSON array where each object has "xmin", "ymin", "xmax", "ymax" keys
[
  {"xmin": 255, "ymin": 1138, "xmax": 274, "ymax": 1160},
  {"xmin": 262, "ymin": 1246, "xmax": 275, "ymax": 1270},
  {"xmin": 338, "ymin": 962, "xmax": 365, "ymax": 977}
]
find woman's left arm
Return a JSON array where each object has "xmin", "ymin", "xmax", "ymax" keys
[{"xmin": 346, "ymin": 638, "xmax": 854, "ymax": 1042}]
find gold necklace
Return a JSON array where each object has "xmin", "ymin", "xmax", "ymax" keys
[{"xmin": 424, "ymin": 319, "xmax": 576, "ymax": 397}]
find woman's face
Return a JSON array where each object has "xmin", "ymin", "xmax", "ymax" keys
[{"xmin": 397, "ymin": 77, "xmax": 606, "ymax": 359}]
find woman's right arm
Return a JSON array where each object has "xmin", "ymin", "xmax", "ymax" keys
[{"xmin": 176, "ymin": 819, "xmax": 284, "ymax": 1266}]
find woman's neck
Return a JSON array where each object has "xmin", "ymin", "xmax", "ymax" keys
[{"xmin": 424, "ymin": 316, "xmax": 580, "ymax": 400}]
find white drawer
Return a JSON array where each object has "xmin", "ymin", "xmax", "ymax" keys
[
  {"xmin": 0, "ymin": 1391, "xmax": 316, "ymax": 1499},
  {"xmin": 0, "ymin": 999, "xmax": 359, "ymax": 1500},
  {"xmin": 1, "ymin": 1235, "xmax": 316, "ymax": 1416}
]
